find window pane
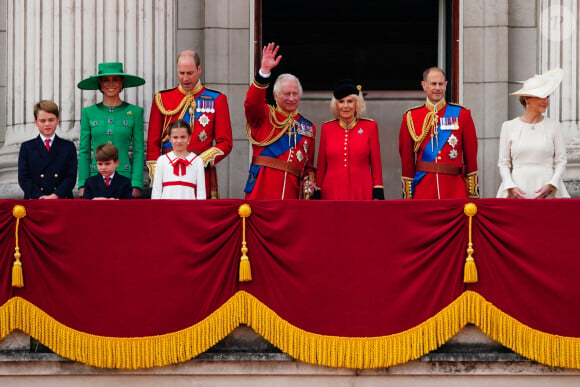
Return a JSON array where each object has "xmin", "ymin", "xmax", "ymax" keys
[{"xmin": 262, "ymin": 0, "xmax": 439, "ymax": 91}]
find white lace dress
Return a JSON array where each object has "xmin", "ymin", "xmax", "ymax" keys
[{"xmin": 497, "ymin": 117, "xmax": 569, "ymax": 198}]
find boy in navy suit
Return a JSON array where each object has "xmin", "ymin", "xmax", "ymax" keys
[
  {"xmin": 82, "ymin": 143, "xmax": 132, "ymax": 199},
  {"xmin": 18, "ymin": 100, "xmax": 78, "ymax": 199}
]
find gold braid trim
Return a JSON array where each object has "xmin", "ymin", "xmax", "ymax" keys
[
  {"xmin": 1, "ymin": 291, "xmax": 580, "ymax": 369},
  {"xmin": 0, "ymin": 295, "xmax": 244, "ymax": 369},
  {"xmin": 245, "ymin": 106, "xmax": 296, "ymax": 147},
  {"xmin": 407, "ymin": 110, "xmax": 439, "ymax": 153}
]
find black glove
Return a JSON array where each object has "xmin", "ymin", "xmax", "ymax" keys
[
  {"xmin": 311, "ymin": 190, "xmax": 321, "ymax": 200},
  {"xmin": 372, "ymin": 188, "xmax": 385, "ymax": 200}
]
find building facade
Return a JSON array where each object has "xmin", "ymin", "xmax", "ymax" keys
[{"xmin": 0, "ymin": 0, "xmax": 578, "ymax": 199}]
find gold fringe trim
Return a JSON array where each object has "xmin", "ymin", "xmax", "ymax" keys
[
  {"xmin": 0, "ymin": 291, "xmax": 579, "ymax": 369},
  {"xmin": 0, "ymin": 296, "xmax": 244, "ymax": 369},
  {"xmin": 243, "ymin": 291, "xmax": 580, "ymax": 369},
  {"xmin": 465, "ymin": 291, "xmax": 580, "ymax": 369},
  {"xmin": 241, "ymin": 290, "xmax": 466, "ymax": 369}
]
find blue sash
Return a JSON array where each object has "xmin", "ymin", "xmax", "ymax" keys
[
  {"xmin": 163, "ymin": 89, "xmax": 220, "ymax": 149},
  {"xmin": 411, "ymin": 104, "xmax": 461, "ymax": 195},
  {"xmin": 244, "ymin": 116, "xmax": 312, "ymax": 193}
]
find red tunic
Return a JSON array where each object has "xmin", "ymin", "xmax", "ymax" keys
[
  {"xmin": 316, "ymin": 118, "xmax": 383, "ymax": 200},
  {"xmin": 244, "ymin": 81, "xmax": 316, "ymax": 200},
  {"xmin": 398, "ymin": 101, "xmax": 478, "ymax": 199},
  {"xmin": 146, "ymin": 85, "xmax": 233, "ymax": 197}
]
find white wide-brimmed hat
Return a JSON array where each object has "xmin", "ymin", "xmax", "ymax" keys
[{"xmin": 510, "ymin": 68, "xmax": 563, "ymax": 98}]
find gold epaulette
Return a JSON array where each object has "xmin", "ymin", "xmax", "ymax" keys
[
  {"xmin": 358, "ymin": 117, "xmax": 375, "ymax": 122},
  {"xmin": 324, "ymin": 118, "xmax": 339, "ymax": 124},
  {"xmin": 404, "ymin": 104, "xmax": 425, "ymax": 115},
  {"xmin": 448, "ymin": 102, "xmax": 469, "ymax": 110}
]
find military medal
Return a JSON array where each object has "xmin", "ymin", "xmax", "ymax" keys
[
  {"xmin": 358, "ymin": 128, "xmax": 364, "ymax": 135},
  {"xmin": 448, "ymin": 134, "xmax": 458, "ymax": 147},
  {"xmin": 199, "ymin": 113, "xmax": 210, "ymax": 127},
  {"xmin": 303, "ymin": 141, "xmax": 309, "ymax": 153},
  {"xmin": 447, "ymin": 134, "xmax": 458, "ymax": 159},
  {"xmin": 127, "ymin": 111, "xmax": 132, "ymax": 116},
  {"xmin": 198, "ymin": 129, "xmax": 208, "ymax": 142},
  {"xmin": 296, "ymin": 150, "xmax": 304, "ymax": 162}
]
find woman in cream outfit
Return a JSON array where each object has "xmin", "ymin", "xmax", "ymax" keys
[{"xmin": 497, "ymin": 68, "xmax": 570, "ymax": 199}]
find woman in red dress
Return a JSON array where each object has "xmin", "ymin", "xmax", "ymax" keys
[{"xmin": 316, "ymin": 80, "xmax": 384, "ymax": 200}]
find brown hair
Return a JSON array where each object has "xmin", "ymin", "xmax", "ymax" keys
[
  {"xmin": 168, "ymin": 119, "xmax": 192, "ymax": 136},
  {"xmin": 95, "ymin": 143, "xmax": 119, "ymax": 162},
  {"xmin": 33, "ymin": 100, "xmax": 60, "ymax": 119},
  {"xmin": 519, "ymin": 96, "xmax": 527, "ymax": 107}
]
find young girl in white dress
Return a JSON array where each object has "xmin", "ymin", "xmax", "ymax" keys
[{"xmin": 151, "ymin": 119, "xmax": 206, "ymax": 199}]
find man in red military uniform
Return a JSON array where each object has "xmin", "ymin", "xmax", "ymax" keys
[
  {"xmin": 147, "ymin": 50, "xmax": 233, "ymax": 198},
  {"xmin": 244, "ymin": 43, "xmax": 316, "ymax": 199},
  {"xmin": 399, "ymin": 67, "xmax": 479, "ymax": 199}
]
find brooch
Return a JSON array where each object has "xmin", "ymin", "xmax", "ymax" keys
[{"xmin": 198, "ymin": 130, "xmax": 208, "ymax": 143}]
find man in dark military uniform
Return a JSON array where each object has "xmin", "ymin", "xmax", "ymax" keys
[{"xmin": 399, "ymin": 67, "xmax": 479, "ymax": 199}]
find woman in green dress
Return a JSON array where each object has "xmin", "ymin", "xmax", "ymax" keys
[{"xmin": 77, "ymin": 62, "xmax": 146, "ymax": 198}]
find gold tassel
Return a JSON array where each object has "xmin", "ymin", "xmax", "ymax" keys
[
  {"xmin": 463, "ymin": 203, "xmax": 478, "ymax": 284},
  {"xmin": 238, "ymin": 204, "xmax": 252, "ymax": 282},
  {"xmin": 12, "ymin": 205, "xmax": 27, "ymax": 288}
]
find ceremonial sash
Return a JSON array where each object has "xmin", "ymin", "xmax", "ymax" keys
[
  {"xmin": 162, "ymin": 89, "xmax": 220, "ymax": 149},
  {"xmin": 411, "ymin": 104, "xmax": 461, "ymax": 194},
  {"xmin": 244, "ymin": 116, "xmax": 311, "ymax": 193}
]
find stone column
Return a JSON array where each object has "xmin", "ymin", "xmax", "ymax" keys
[
  {"xmin": 0, "ymin": 0, "xmax": 175, "ymax": 198},
  {"xmin": 538, "ymin": 0, "xmax": 580, "ymax": 196}
]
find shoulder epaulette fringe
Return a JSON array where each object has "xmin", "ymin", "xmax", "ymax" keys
[
  {"xmin": 359, "ymin": 117, "xmax": 375, "ymax": 122},
  {"xmin": 324, "ymin": 118, "xmax": 339, "ymax": 124},
  {"xmin": 404, "ymin": 104, "xmax": 425, "ymax": 115},
  {"xmin": 448, "ymin": 102, "xmax": 469, "ymax": 110}
]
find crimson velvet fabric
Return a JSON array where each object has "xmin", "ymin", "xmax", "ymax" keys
[
  {"xmin": 11, "ymin": 199, "xmax": 241, "ymax": 337},
  {"xmin": 0, "ymin": 198, "xmax": 579, "ymax": 341},
  {"xmin": 469, "ymin": 199, "xmax": 580, "ymax": 337},
  {"xmin": 240, "ymin": 199, "xmax": 467, "ymax": 336}
]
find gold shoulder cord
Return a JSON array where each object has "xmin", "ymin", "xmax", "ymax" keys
[
  {"xmin": 406, "ymin": 110, "xmax": 438, "ymax": 153},
  {"xmin": 155, "ymin": 93, "xmax": 195, "ymax": 141},
  {"xmin": 245, "ymin": 105, "xmax": 296, "ymax": 147}
]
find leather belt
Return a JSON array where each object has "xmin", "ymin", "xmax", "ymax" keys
[
  {"xmin": 416, "ymin": 161, "xmax": 462, "ymax": 175},
  {"xmin": 253, "ymin": 156, "xmax": 300, "ymax": 177}
]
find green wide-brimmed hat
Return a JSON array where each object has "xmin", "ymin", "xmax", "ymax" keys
[{"xmin": 77, "ymin": 62, "xmax": 146, "ymax": 90}]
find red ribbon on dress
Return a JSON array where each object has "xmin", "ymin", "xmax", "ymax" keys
[{"xmin": 171, "ymin": 158, "xmax": 191, "ymax": 176}]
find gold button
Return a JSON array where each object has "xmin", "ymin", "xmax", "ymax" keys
[{"xmin": 438, "ymin": 156, "xmax": 441, "ymax": 160}]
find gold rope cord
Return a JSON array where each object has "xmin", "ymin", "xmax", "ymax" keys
[
  {"xmin": 463, "ymin": 203, "xmax": 479, "ymax": 283},
  {"xmin": 245, "ymin": 106, "xmax": 296, "ymax": 147},
  {"xmin": 238, "ymin": 204, "xmax": 252, "ymax": 282},
  {"xmin": 407, "ymin": 110, "xmax": 439, "ymax": 153},
  {"xmin": 11, "ymin": 205, "xmax": 26, "ymax": 288}
]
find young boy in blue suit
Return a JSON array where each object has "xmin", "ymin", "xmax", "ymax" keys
[
  {"xmin": 82, "ymin": 143, "xmax": 132, "ymax": 199},
  {"xmin": 18, "ymin": 100, "xmax": 78, "ymax": 199}
]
